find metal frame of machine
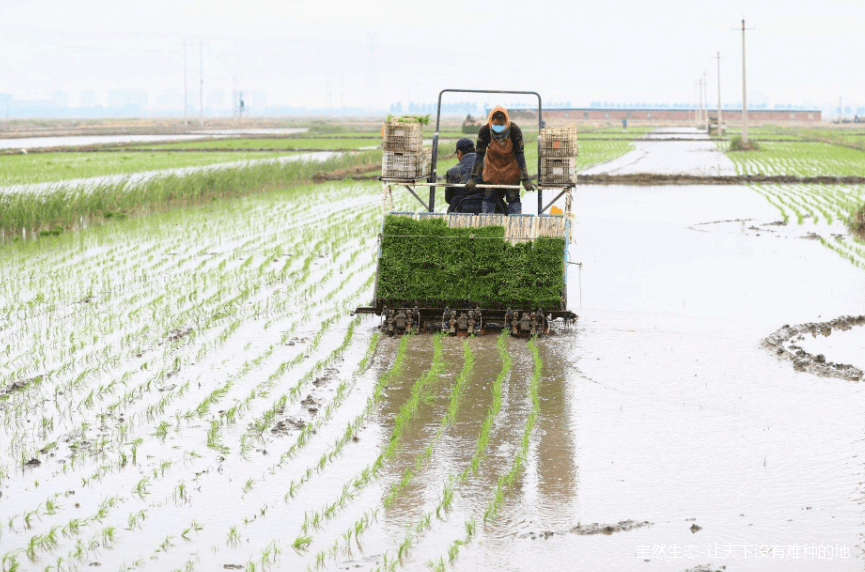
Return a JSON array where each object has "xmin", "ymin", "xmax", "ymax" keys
[{"xmin": 356, "ymin": 89, "xmax": 578, "ymax": 336}]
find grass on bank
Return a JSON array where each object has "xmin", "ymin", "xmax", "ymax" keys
[
  {"xmin": 0, "ymin": 151, "xmax": 295, "ymax": 187},
  {"xmin": 0, "ymin": 150, "xmax": 382, "ymax": 237},
  {"xmin": 129, "ymin": 138, "xmax": 380, "ymax": 151}
]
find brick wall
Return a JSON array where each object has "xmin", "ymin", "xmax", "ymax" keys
[{"xmin": 540, "ymin": 109, "xmax": 822, "ymax": 123}]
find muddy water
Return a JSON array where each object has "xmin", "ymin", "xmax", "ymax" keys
[
  {"xmin": 440, "ymin": 184, "xmax": 864, "ymax": 571},
  {"xmin": 583, "ymin": 127, "xmax": 736, "ymax": 177},
  {"xmin": 334, "ymin": 180, "xmax": 865, "ymax": 570},
  {"xmin": 4, "ymin": 134, "xmax": 864, "ymax": 571}
]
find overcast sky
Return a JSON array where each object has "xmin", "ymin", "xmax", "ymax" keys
[{"xmin": 2, "ymin": 0, "xmax": 864, "ymax": 110}]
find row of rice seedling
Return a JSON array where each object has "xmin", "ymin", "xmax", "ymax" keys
[
  {"xmin": 140, "ymin": 334, "xmax": 411, "ymax": 569},
  {"xmin": 0, "ymin": 150, "xmax": 297, "ymax": 187},
  {"xmin": 0, "ymin": 181, "xmax": 420, "ymax": 569},
  {"xmin": 750, "ymin": 184, "xmax": 864, "ymax": 228},
  {"xmin": 0, "ymin": 188, "xmax": 366, "ymax": 452},
  {"xmin": 33, "ymin": 228, "xmax": 384, "ymax": 564},
  {"xmin": 727, "ymin": 141, "xmax": 865, "ymax": 177},
  {"xmin": 750, "ymin": 183, "xmax": 865, "ymax": 268},
  {"xmin": 366, "ymin": 333, "xmax": 511, "ymax": 572},
  {"xmin": 423, "ymin": 337, "xmax": 542, "ymax": 572},
  {"xmin": 0, "ymin": 150, "xmax": 382, "ymax": 236},
  {"xmin": 289, "ymin": 335, "xmax": 448, "ymax": 564}
]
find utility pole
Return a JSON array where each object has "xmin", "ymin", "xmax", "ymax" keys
[
  {"xmin": 715, "ymin": 52, "xmax": 723, "ymax": 134},
  {"xmin": 183, "ymin": 41, "xmax": 188, "ymax": 125},
  {"xmin": 735, "ymin": 19, "xmax": 755, "ymax": 147},
  {"xmin": 693, "ymin": 80, "xmax": 699, "ymax": 126},
  {"xmin": 199, "ymin": 41, "xmax": 204, "ymax": 126},
  {"xmin": 703, "ymin": 71, "xmax": 709, "ymax": 130},
  {"xmin": 839, "ymin": 96, "xmax": 842, "ymax": 123}
]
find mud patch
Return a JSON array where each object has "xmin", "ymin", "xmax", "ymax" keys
[
  {"xmin": 763, "ymin": 315, "xmax": 865, "ymax": 381},
  {"xmin": 682, "ymin": 565, "xmax": 726, "ymax": 572},
  {"xmin": 519, "ymin": 519, "xmax": 652, "ymax": 540},
  {"xmin": 166, "ymin": 327, "xmax": 193, "ymax": 343},
  {"xmin": 1, "ymin": 374, "xmax": 43, "ymax": 396},
  {"xmin": 270, "ymin": 418, "xmax": 306, "ymax": 435}
]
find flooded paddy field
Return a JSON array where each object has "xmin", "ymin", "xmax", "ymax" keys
[{"xmin": 1, "ymin": 128, "xmax": 864, "ymax": 571}]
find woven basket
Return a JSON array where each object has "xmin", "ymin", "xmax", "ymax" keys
[
  {"xmin": 382, "ymin": 120, "xmax": 424, "ymax": 152},
  {"xmin": 540, "ymin": 157, "xmax": 577, "ymax": 185},
  {"xmin": 382, "ymin": 148, "xmax": 431, "ymax": 179},
  {"xmin": 540, "ymin": 127, "xmax": 579, "ymax": 157}
]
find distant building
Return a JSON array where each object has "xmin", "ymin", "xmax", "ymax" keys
[{"xmin": 504, "ymin": 107, "xmax": 822, "ymax": 123}]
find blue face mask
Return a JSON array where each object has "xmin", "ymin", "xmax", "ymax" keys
[{"xmin": 491, "ymin": 123, "xmax": 507, "ymax": 133}]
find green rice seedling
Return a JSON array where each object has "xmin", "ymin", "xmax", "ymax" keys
[
  {"xmin": 44, "ymin": 498, "xmax": 60, "ymax": 516},
  {"xmin": 22, "ymin": 509, "xmax": 39, "ymax": 530},
  {"xmin": 227, "ymin": 527, "xmax": 241, "ymax": 547},
  {"xmin": 243, "ymin": 478, "xmax": 254, "ymax": 494},
  {"xmin": 2, "ymin": 554, "xmax": 21, "ymax": 572},
  {"xmin": 292, "ymin": 535, "xmax": 312, "ymax": 551},
  {"xmin": 174, "ymin": 482, "xmax": 188, "ymax": 505},
  {"xmin": 260, "ymin": 540, "xmax": 279, "ymax": 568},
  {"xmin": 396, "ymin": 535, "xmax": 412, "ymax": 563},
  {"xmin": 355, "ymin": 332, "xmax": 381, "ymax": 373},
  {"xmin": 42, "ymin": 526, "xmax": 59, "ymax": 550},
  {"xmin": 159, "ymin": 534, "xmax": 174, "ymax": 552},
  {"xmin": 62, "ymin": 518, "xmax": 83, "ymax": 537},
  {"xmin": 447, "ymin": 539, "xmax": 465, "ymax": 564},
  {"xmin": 25, "ymin": 536, "xmax": 39, "ymax": 561},
  {"xmin": 71, "ymin": 539, "xmax": 87, "ymax": 562},
  {"xmin": 155, "ymin": 421, "xmax": 169, "ymax": 439},
  {"xmin": 464, "ymin": 519, "xmax": 475, "ymax": 540},
  {"xmin": 132, "ymin": 476, "xmax": 150, "ymax": 499},
  {"xmin": 484, "ymin": 337, "xmax": 543, "ymax": 523},
  {"xmin": 101, "ymin": 526, "xmax": 116, "ymax": 547},
  {"xmin": 1, "ymin": 150, "xmax": 384, "ymax": 236}
]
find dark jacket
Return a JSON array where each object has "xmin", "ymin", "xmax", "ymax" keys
[{"xmin": 445, "ymin": 152, "xmax": 483, "ymax": 212}]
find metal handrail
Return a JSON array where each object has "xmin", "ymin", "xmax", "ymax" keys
[{"xmin": 429, "ymin": 89, "xmax": 543, "ymax": 213}]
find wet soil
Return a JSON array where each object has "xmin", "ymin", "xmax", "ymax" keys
[
  {"xmin": 519, "ymin": 519, "xmax": 652, "ymax": 539},
  {"xmin": 312, "ymin": 162, "xmax": 382, "ymax": 182},
  {"xmin": 763, "ymin": 316, "xmax": 865, "ymax": 381}
]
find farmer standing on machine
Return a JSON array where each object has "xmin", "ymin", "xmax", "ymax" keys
[{"xmin": 466, "ymin": 106, "xmax": 535, "ymax": 214}]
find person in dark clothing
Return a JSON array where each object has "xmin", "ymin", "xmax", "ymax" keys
[
  {"xmin": 465, "ymin": 106, "xmax": 535, "ymax": 214},
  {"xmin": 445, "ymin": 138, "xmax": 484, "ymax": 214}
]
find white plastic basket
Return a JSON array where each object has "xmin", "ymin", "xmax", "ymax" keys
[
  {"xmin": 540, "ymin": 127, "xmax": 579, "ymax": 157},
  {"xmin": 540, "ymin": 157, "xmax": 577, "ymax": 185},
  {"xmin": 382, "ymin": 148, "xmax": 431, "ymax": 179},
  {"xmin": 382, "ymin": 121, "xmax": 424, "ymax": 152}
]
